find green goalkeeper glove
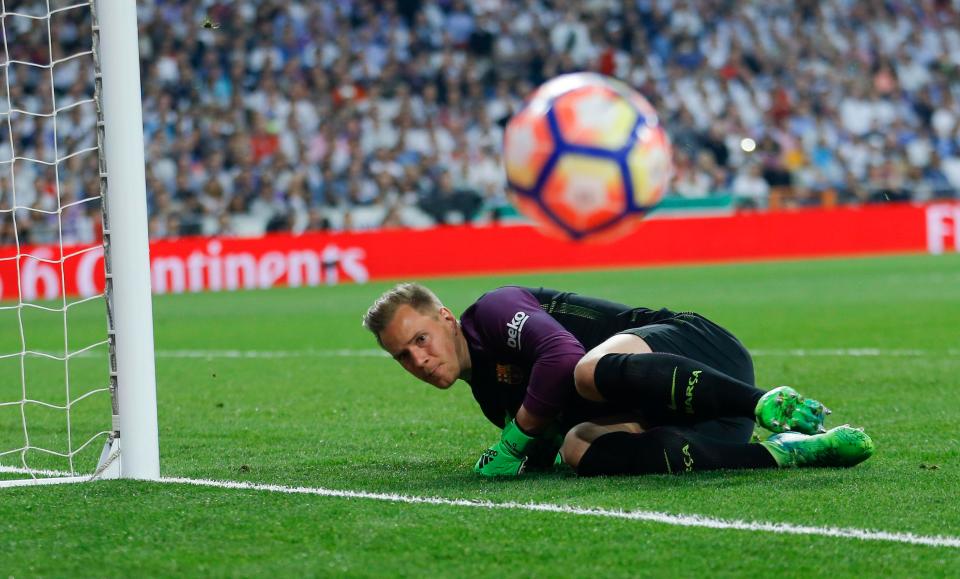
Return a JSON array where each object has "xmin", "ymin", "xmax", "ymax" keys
[{"xmin": 473, "ymin": 419, "xmax": 536, "ymax": 477}]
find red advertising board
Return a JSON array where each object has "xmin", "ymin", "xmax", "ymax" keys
[{"xmin": 1, "ymin": 202, "xmax": 957, "ymax": 301}]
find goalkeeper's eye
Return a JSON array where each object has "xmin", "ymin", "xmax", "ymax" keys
[{"xmin": 415, "ymin": 333, "xmax": 427, "ymax": 346}]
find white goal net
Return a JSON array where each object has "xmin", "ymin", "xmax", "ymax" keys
[{"xmin": 0, "ymin": 0, "xmax": 142, "ymax": 482}]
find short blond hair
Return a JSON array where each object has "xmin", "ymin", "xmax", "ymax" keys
[{"xmin": 363, "ymin": 283, "xmax": 443, "ymax": 345}]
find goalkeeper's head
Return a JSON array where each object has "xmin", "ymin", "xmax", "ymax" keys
[{"xmin": 364, "ymin": 283, "xmax": 471, "ymax": 390}]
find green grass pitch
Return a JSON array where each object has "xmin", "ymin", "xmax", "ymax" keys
[{"xmin": 1, "ymin": 254, "xmax": 959, "ymax": 576}]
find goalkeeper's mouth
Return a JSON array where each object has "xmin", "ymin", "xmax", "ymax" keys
[{"xmin": 426, "ymin": 364, "xmax": 454, "ymax": 389}]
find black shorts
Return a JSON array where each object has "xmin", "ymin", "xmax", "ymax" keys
[{"xmin": 620, "ymin": 312, "xmax": 756, "ymax": 441}]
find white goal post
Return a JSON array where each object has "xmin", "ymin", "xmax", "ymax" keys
[
  {"xmin": 97, "ymin": 0, "xmax": 159, "ymax": 480},
  {"xmin": 0, "ymin": 0, "xmax": 158, "ymax": 486}
]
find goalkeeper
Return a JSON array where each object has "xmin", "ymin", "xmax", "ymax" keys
[{"xmin": 363, "ymin": 283, "xmax": 874, "ymax": 477}]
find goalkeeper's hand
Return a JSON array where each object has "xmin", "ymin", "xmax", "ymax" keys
[{"xmin": 473, "ymin": 419, "xmax": 536, "ymax": 477}]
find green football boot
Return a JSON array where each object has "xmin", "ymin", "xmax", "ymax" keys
[
  {"xmin": 755, "ymin": 385, "xmax": 830, "ymax": 434},
  {"xmin": 761, "ymin": 425, "xmax": 875, "ymax": 468}
]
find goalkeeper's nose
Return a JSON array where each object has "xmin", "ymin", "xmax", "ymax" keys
[{"xmin": 414, "ymin": 350, "xmax": 431, "ymax": 373}]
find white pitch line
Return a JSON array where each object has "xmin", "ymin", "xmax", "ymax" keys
[
  {"xmin": 147, "ymin": 348, "xmax": 960, "ymax": 360},
  {"xmin": 749, "ymin": 348, "xmax": 948, "ymax": 357},
  {"xmin": 40, "ymin": 347, "xmax": 960, "ymax": 360},
  {"xmin": 3, "ymin": 469, "xmax": 957, "ymax": 549},
  {"xmin": 0, "ymin": 464, "xmax": 77, "ymax": 477},
  {"xmin": 154, "ymin": 349, "xmax": 389, "ymax": 359},
  {"xmin": 0, "ymin": 475, "xmax": 89, "ymax": 488}
]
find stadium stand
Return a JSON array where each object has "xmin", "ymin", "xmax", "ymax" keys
[{"xmin": 2, "ymin": 0, "xmax": 959, "ymax": 243}]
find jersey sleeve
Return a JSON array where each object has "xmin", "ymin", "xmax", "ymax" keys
[{"xmin": 470, "ymin": 286, "xmax": 586, "ymax": 418}]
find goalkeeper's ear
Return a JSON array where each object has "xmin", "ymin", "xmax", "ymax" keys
[
  {"xmin": 437, "ymin": 306, "xmax": 456, "ymax": 322},
  {"xmin": 439, "ymin": 306, "xmax": 460, "ymax": 333}
]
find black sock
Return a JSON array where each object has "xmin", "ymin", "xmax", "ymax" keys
[
  {"xmin": 593, "ymin": 353, "xmax": 765, "ymax": 423},
  {"xmin": 576, "ymin": 428, "xmax": 777, "ymax": 476}
]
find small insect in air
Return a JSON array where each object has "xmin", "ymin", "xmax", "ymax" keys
[{"xmin": 201, "ymin": 16, "xmax": 221, "ymax": 30}]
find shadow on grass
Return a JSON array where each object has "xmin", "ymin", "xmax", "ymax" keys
[{"xmin": 163, "ymin": 448, "xmax": 891, "ymax": 512}]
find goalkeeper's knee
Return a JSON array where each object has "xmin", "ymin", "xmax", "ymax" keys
[
  {"xmin": 559, "ymin": 422, "xmax": 616, "ymax": 471},
  {"xmin": 559, "ymin": 427, "xmax": 590, "ymax": 470}
]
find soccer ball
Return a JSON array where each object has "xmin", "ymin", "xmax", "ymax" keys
[{"xmin": 503, "ymin": 73, "xmax": 673, "ymax": 241}]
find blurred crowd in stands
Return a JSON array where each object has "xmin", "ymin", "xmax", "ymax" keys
[{"xmin": 2, "ymin": 0, "xmax": 960, "ymax": 244}]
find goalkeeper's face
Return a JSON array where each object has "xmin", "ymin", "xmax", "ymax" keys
[{"xmin": 380, "ymin": 304, "xmax": 467, "ymax": 390}]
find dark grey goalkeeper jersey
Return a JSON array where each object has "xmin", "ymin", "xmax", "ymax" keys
[{"xmin": 458, "ymin": 286, "xmax": 676, "ymax": 430}]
